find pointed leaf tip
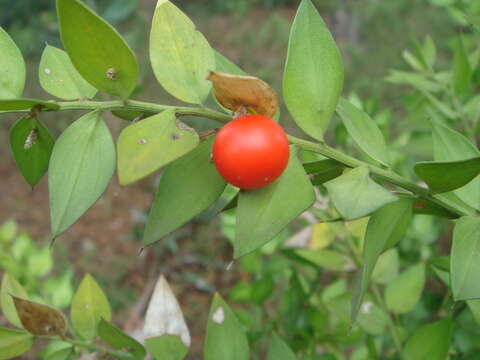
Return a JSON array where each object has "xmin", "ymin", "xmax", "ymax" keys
[
  {"xmin": 57, "ymin": 0, "xmax": 139, "ymax": 98},
  {"xmin": 150, "ymin": 0, "xmax": 214, "ymax": 104},
  {"xmin": 283, "ymin": 0, "xmax": 343, "ymax": 140},
  {"xmin": 144, "ymin": 275, "xmax": 191, "ymax": 348}
]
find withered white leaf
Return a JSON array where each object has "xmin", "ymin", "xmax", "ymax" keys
[{"xmin": 143, "ymin": 275, "xmax": 191, "ymax": 347}]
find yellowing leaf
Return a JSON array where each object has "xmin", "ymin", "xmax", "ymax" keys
[
  {"xmin": 0, "ymin": 274, "xmax": 29, "ymax": 328},
  {"xmin": 150, "ymin": 0, "xmax": 214, "ymax": 104},
  {"xmin": 70, "ymin": 274, "xmax": 111, "ymax": 340},
  {"xmin": 117, "ymin": 110, "xmax": 199, "ymax": 185},
  {"xmin": 345, "ymin": 217, "xmax": 369, "ymax": 241},
  {"xmin": 207, "ymin": 71, "xmax": 278, "ymax": 118},
  {"xmin": 310, "ymin": 223, "xmax": 335, "ymax": 249},
  {"xmin": 0, "ymin": 27, "xmax": 26, "ymax": 98}
]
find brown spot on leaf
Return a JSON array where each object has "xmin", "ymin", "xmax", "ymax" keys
[
  {"xmin": 106, "ymin": 68, "xmax": 117, "ymax": 80},
  {"xmin": 414, "ymin": 201, "xmax": 426, "ymax": 209},
  {"xmin": 207, "ymin": 71, "xmax": 278, "ymax": 118},
  {"xmin": 171, "ymin": 133, "xmax": 180, "ymax": 140},
  {"xmin": 12, "ymin": 296, "xmax": 67, "ymax": 336},
  {"xmin": 175, "ymin": 120, "xmax": 194, "ymax": 132}
]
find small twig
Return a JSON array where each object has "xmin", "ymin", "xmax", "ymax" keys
[{"xmin": 199, "ymin": 128, "xmax": 219, "ymax": 139}]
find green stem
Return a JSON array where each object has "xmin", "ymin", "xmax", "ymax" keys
[
  {"xmin": 1, "ymin": 99, "xmax": 469, "ymax": 217},
  {"xmin": 40, "ymin": 336, "xmax": 134, "ymax": 359},
  {"xmin": 286, "ymin": 135, "xmax": 468, "ymax": 217},
  {"xmin": 68, "ymin": 339, "xmax": 133, "ymax": 359},
  {"xmin": 343, "ymin": 229, "xmax": 402, "ymax": 358}
]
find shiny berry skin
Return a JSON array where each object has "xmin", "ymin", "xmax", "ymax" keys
[{"xmin": 212, "ymin": 114, "xmax": 290, "ymax": 190}]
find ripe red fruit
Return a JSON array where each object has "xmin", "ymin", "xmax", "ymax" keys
[{"xmin": 212, "ymin": 114, "xmax": 290, "ymax": 190}]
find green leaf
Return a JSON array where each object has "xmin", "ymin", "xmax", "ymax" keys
[
  {"xmin": 292, "ymin": 249, "xmax": 350, "ymax": 271},
  {"xmin": 39, "ymin": 45, "xmax": 97, "ymax": 100},
  {"xmin": 150, "ymin": 0, "xmax": 214, "ymax": 104},
  {"xmin": 386, "ymin": 70, "xmax": 443, "ymax": 93},
  {"xmin": 283, "ymin": 0, "xmax": 343, "ymax": 141},
  {"xmin": 204, "ymin": 293, "xmax": 249, "ymax": 360},
  {"xmin": 324, "ymin": 166, "xmax": 397, "ymax": 220},
  {"xmin": 432, "ymin": 121, "xmax": 480, "ymax": 209},
  {"xmin": 70, "ymin": 274, "xmax": 111, "ymax": 340},
  {"xmin": 235, "ymin": 146, "xmax": 315, "ymax": 257},
  {"xmin": 351, "ymin": 198, "xmax": 413, "ymax": 321},
  {"xmin": 414, "ymin": 157, "xmax": 480, "ymax": 193},
  {"xmin": 451, "ymin": 216, "xmax": 480, "ymax": 300},
  {"xmin": 49, "ymin": 111, "xmax": 115, "ymax": 237},
  {"xmin": 204, "ymin": 184, "xmax": 240, "ymax": 219},
  {"xmin": 0, "ymin": 27, "xmax": 26, "ymax": 98},
  {"xmin": 0, "ymin": 327, "xmax": 32, "ymax": 360},
  {"xmin": 303, "ymin": 159, "xmax": 344, "ymax": 185},
  {"xmin": 403, "ymin": 319, "xmax": 453, "ymax": 360},
  {"xmin": 430, "ymin": 256, "xmax": 450, "ymax": 272},
  {"xmin": 0, "ymin": 219, "xmax": 17, "ymax": 243},
  {"xmin": 468, "ymin": 15, "xmax": 480, "ymax": 31},
  {"xmin": 467, "ymin": 299, "xmax": 480, "ymax": 325},
  {"xmin": 452, "ymin": 36, "xmax": 471, "ymax": 96},
  {"xmin": 117, "ymin": 110, "xmax": 199, "ymax": 185},
  {"xmin": 0, "ymin": 99, "xmax": 59, "ymax": 111},
  {"xmin": 9, "ymin": 115, "xmax": 55, "ymax": 187},
  {"xmin": 98, "ymin": 318, "xmax": 146, "ymax": 360},
  {"xmin": 26, "ymin": 246, "xmax": 53, "ymax": 278},
  {"xmin": 111, "ymin": 109, "xmax": 155, "ymax": 121},
  {"xmin": 146, "ymin": 335, "xmax": 188, "ymax": 360},
  {"xmin": 43, "ymin": 270, "xmax": 74, "ymax": 309},
  {"xmin": 143, "ymin": 136, "xmax": 226, "ymax": 245},
  {"xmin": 412, "ymin": 197, "xmax": 458, "ymax": 218},
  {"xmin": 423, "ymin": 90, "xmax": 457, "ymax": 119},
  {"xmin": 41, "ymin": 341, "xmax": 74, "ymax": 360},
  {"xmin": 433, "ymin": 191, "xmax": 476, "ymax": 217},
  {"xmin": 423, "ymin": 35, "xmax": 436, "ymax": 69},
  {"xmin": 356, "ymin": 299, "xmax": 388, "ymax": 336},
  {"xmin": 371, "ymin": 248, "xmax": 399, "ymax": 285},
  {"xmin": 0, "ymin": 274, "xmax": 29, "ymax": 328},
  {"xmin": 214, "ymin": 51, "xmax": 246, "ymax": 76},
  {"xmin": 267, "ymin": 332, "xmax": 296, "ymax": 360},
  {"xmin": 250, "ymin": 276, "xmax": 274, "ymax": 305},
  {"xmin": 336, "ymin": 98, "xmax": 389, "ymax": 166},
  {"xmin": 402, "ymin": 50, "xmax": 425, "ymax": 72},
  {"xmin": 303, "ymin": 159, "xmax": 343, "ymax": 175},
  {"xmin": 57, "ymin": 0, "xmax": 139, "ymax": 98},
  {"xmin": 385, "ymin": 263, "xmax": 426, "ymax": 314}
]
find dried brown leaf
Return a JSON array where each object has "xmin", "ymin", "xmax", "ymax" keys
[
  {"xmin": 207, "ymin": 71, "xmax": 279, "ymax": 118},
  {"xmin": 12, "ymin": 296, "xmax": 67, "ymax": 336}
]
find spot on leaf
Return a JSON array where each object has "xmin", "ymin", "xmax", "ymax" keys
[{"xmin": 212, "ymin": 306, "xmax": 225, "ymax": 324}]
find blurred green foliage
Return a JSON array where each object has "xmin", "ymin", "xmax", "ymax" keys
[
  {"xmin": 0, "ymin": 219, "xmax": 73, "ymax": 309},
  {"xmin": 0, "ymin": 0, "xmax": 140, "ymax": 55},
  {"xmin": 183, "ymin": 0, "xmax": 297, "ymax": 14}
]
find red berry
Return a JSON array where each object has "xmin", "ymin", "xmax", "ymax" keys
[{"xmin": 212, "ymin": 114, "xmax": 290, "ymax": 190}]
